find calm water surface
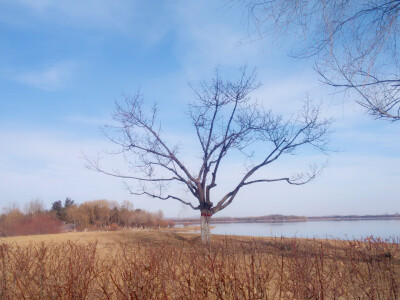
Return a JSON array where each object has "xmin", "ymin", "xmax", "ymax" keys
[{"xmin": 208, "ymin": 220, "xmax": 400, "ymax": 240}]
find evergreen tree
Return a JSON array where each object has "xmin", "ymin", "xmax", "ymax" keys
[
  {"xmin": 64, "ymin": 197, "xmax": 74, "ymax": 208},
  {"xmin": 51, "ymin": 200, "xmax": 63, "ymax": 220}
]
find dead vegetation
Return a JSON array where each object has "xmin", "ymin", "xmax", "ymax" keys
[
  {"xmin": 0, "ymin": 231, "xmax": 399, "ymax": 299},
  {"xmin": 0, "ymin": 199, "xmax": 173, "ymax": 238}
]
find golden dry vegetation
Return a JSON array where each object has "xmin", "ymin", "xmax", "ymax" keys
[{"xmin": 1, "ymin": 230, "xmax": 399, "ymax": 299}]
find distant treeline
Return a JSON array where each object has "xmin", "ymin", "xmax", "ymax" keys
[
  {"xmin": 308, "ymin": 214, "xmax": 400, "ymax": 221},
  {"xmin": 173, "ymin": 214, "xmax": 307, "ymax": 225},
  {"xmin": 173, "ymin": 213, "xmax": 400, "ymax": 225},
  {"xmin": 52, "ymin": 198, "xmax": 173, "ymax": 230},
  {"xmin": 0, "ymin": 198, "xmax": 172, "ymax": 237},
  {"xmin": 0, "ymin": 203, "xmax": 61, "ymax": 237}
]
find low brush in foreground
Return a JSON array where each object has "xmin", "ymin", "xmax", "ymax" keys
[{"xmin": 0, "ymin": 231, "xmax": 398, "ymax": 299}]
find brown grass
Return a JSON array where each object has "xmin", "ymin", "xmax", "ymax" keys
[{"xmin": 0, "ymin": 231, "xmax": 399, "ymax": 299}]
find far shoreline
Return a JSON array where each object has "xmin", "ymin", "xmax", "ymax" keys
[{"xmin": 171, "ymin": 213, "xmax": 400, "ymax": 225}]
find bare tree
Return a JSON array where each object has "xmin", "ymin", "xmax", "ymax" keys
[
  {"xmin": 23, "ymin": 199, "xmax": 45, "ymax": 216},
  {"xmin": 244, "ymin": 0, "xmax": 400, "ymax": 121},
  {"xmin": 87, "ymin": 68, "xmax": 330, "ymax": 243}
]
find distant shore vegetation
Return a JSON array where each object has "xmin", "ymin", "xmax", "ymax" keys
[
  {"xmin": 0, "ymin": 198, "xmax": 173, "ymax": 237},
  {"xmin": 174, "ymin": 213, "xmax": 400, "ymax": 225}
]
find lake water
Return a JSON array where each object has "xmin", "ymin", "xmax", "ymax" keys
[{"xmin": 208, "ymin": 220, "xmax": 400, "ymax": 240}]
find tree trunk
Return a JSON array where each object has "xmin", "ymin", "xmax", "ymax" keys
[{"xmin": 200, "ymin": 213, "xmax": 211, "ymax": 244}]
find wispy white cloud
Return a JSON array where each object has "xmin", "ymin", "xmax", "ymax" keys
[
  {"xmin": 214, "ymin": 152, "xmax": 400, "ymax": 217},
  {"xmin": 5, "ymin": 0, "xmax": 136, "ymax": 31},
  {"xmin": 64, "ymin": 115, "xmax": 111, "ymax": 126},
  {"xmin": 14, "ymin": 61, "xmax": 77, "ymax": 91},
  {"xmin": 14, "ymin": 0, "xmax": 50, "ymax": 10},
  {"xmin": 0, "ymin": 128, "xmax": 190, "ymax": 215},
  {"xmin": 0, "ymin": 129, "xmax": 126, "ymax": 208},
  {"xmin": 1, "ymin": 125, "xmax": 399, "ymax": 218},
  {"xmin": 0, "ymin": 0, "xmax": 398, "ymax": 219},
  {"xmin": 0, "ymin": 1, "xmax": 178, "ymax": 48},
  {"xmin": 167, "ymin": 2, "xmax": 261, "ymax": 78}
]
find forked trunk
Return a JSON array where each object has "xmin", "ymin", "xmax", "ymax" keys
[{"xmin": 200, "ymin": 213, "xmax": 211, "ymax": 244}]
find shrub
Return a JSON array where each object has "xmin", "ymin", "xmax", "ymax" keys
[
  {"xmin": 0, "ymin": 212, "xmax": 62, "ymax": 237},
  {"xmin": 0, "ymin": 236, "xmax": 399, "ymax": 299},
  {"xmin": 109, "ymin": 223, "xmax": 119, "ymax": 231}
]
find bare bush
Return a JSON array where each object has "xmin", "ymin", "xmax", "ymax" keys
[
  {"xmin": 0, "ymin": 236, "xmax": 398, "ymax": 299},
  {"xmin": 0, "ymin": 210, "xmax": 62, "ymax": 237}
]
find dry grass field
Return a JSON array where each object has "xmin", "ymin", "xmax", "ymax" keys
[{"xmin": 1, "ymin": 230, "xmax": 399, "ymax": 299}]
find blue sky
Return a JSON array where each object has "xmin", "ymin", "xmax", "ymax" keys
[{"xmin": 0, "ymin": 0, "xmax": 399, "ymax": 218}]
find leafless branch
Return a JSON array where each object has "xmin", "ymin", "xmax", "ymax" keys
[
  {"xmin": 242, "ymin": 0, "xmax": 400, "ymax": 121},
  {"xmin": 88, "ymin": 68, "xmax": 330, "ymax": 218}
]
